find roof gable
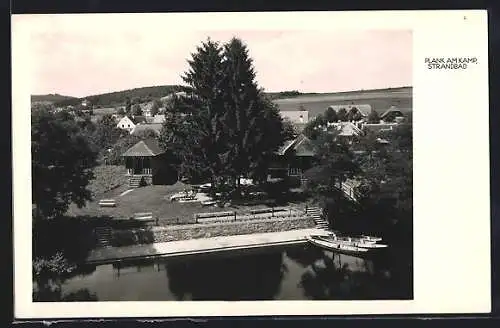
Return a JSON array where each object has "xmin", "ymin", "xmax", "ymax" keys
[
  {"xmin": 293, "ymin": 135, "xmax": 317, "ymax": 157},
  {"xmin": 117, "ymin": 116, "xmax": 135, "ymax": 126},
  {"xmin": 276, "ymin": 134, "xmax": 317, "ymax": 157},
  {"xmin": 122, "ymin": 138, "xmax": 164, "ymax": 157},
  {"xmin": 327, "ymin": 122, "xmax": 362, "ymax": 136},
  {"xmin": 328, "ymin": 104, "xmax": 372, "ymax": 116},
  {"xmin": 380, "ymin": 106, "xmax": 404, "ymax": 119}
]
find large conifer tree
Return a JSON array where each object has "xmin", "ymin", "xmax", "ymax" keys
[
  {"xmin": 221, "ymin": 38, "xmax": 287, "ymax": 189},
  {"xmin": 159, "ymin": 38, "xmax": 229, "ymax": 185},
  {"xmin": 160, "ymin": 37, "xmax": 288, "ymax": 193}
]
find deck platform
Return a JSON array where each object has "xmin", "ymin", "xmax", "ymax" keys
[{"xmin": 86, "ymin": 228, "xmax": 330, "ymax": 264}]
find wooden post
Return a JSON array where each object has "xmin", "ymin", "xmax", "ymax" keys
[{"xmin": 234, "ymin": 212, "xmax": 237, "ymax": 222}]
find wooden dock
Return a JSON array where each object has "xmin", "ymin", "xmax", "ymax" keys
[{"xmin": 86, "ymin": 228, "xmax": 330, "ymax": 265}]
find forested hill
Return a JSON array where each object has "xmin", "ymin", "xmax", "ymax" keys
[
  {"xmin": 39, "ymin": 85, "xmax": 185, "ymax": 108},
  {"xmin": 31, "ymin": 94, "xmax": 78, "ymax": 104}
]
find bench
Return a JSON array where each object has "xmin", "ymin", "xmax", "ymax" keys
[
  {"xmin": 98, "ymin": 199, "xmax": 116, "ymax": 207},
  {"xmin": 133, "ymin": 212, "xmax": 156, "ymax": 225},
  {"xmin": 201, "ymin": 200, "xmax": 217, "ymax": 207},
  {"xmin": 194, "ymin": 211, "xmax": 236, "ymax": 223},
  {"xmin": 249, "ymin": 207, "xmax": 291, "ymax": 216}
]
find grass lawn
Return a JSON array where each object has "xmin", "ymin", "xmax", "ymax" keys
[{"xmin": 68, "ymin": 182, "xmax": 313, "ymax": 226}]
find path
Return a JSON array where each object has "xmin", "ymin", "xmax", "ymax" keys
[
  {"xmin": 119, "ymin": 189, "xmax": 134, "ymax": 197},
  {"xmin": 87, "ymin": 228, "xmax": 330, "ymax": 264}
]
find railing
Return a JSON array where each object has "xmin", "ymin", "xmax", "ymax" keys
[{"xmin": 127, "ymin": 168, "xmax": 152, "ymax": 175}]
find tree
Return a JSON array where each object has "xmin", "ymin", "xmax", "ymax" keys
[
  {"xmin": 303, "ymin": 114, "xmax": 327, "ymax": 140},
  {"xmin": 132, "ymin": 104, "xmax": 143, "ymax": 116},
  {"xmin": 88, "ymin": 114, "xmax": 123, "ymax": 158},
  {"xmin": 159, "ymin": 38, "xmax": 288, "ymax": 194},
  {"xmin": 32, "ymin": 109, "xmax": 98, "ymax": 219},
  {"xmin": 337, "ymin": 108, "xmax": 348, "ymax": 121},
  {"xmin": 347, "ymin": 108, "xmax": 363, "ymax": 121},
  {"xmin": 159, "ymin": 38, "xmax": 227, "ymax": 186},
  {"xmin": 220, "ymin": 37, "xmax": 288, "ymax": 190},
  {"xmin": 117, "ymin": 107, "xmax": 126, "ymax": 116},
  {"xmin": 353, "ymin": 123, "xmax": 413, "ymax": 246},
  {"xmin": 282, "ymin": 118, "xmax": 297, "ymax": 140},
  {"xmin": 124, "ymin": 97, "xmax": 132, "ymax": 114},
  {"xmin": 150, "ymin": 99, "xmax": 162, "ymax": 116},
  {"xmin": 367, "ymin": 109, "xmax": 380, "ymax": 123},
  {"xmin": 305, "ymin": 131, "xmax": 359, "ymax": 191},
  {"xmin": 325, "ymin": 107, "xmax": 338, "ymax": 123}
]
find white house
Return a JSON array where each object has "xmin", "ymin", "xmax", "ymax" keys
[
  {"xmin": 116, "ymin": 116, "xmax": 137, "ymax": 132},
  {"xmin": 280, "ymin": 110, "xmax": 309, "ymax": 125},
  {"xmin": 152, "ymin": 114, "xmax": 166, "ymax": 124}
]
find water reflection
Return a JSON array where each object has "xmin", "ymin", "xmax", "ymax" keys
[
  {"xmin": 165, "ymin": 250, "xmax": 286, "ymax": 300},
  {"xmin": 50, "ymin": 245, "xmax": 412, "ymax": 301},
  {"xmin": 287, "ymin": 245, "xmax": 412, "ymax": 300}
]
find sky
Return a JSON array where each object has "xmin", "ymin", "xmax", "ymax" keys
[{"xmin": 19, "ymin": 14, "xmax": 413, "ymax": 98}]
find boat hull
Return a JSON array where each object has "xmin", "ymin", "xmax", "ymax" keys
[
  {"xmin": 306, "ymin": 235, "xmax": 388, "ymax": 258},
  {"xmin": 306, "ymin": 236, "xmax": 370, "ymax": 257}
]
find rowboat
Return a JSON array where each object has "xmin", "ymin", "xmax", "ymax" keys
[
  {"xmin": 360, "ymin": 235, "xmax": 383, "ymax": 242},
  {"xmin": 334, "ymin": 236, "xmax": 388, "ymax": 249},
  {"xmin": 306, "ymin": 235, "xmax": 370, "ymax": 256},
  {"xmin": 307, "ymin": 232, "xmax": 389, "ymax": 256}
]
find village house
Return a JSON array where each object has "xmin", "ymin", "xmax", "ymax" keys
[
  {"xmin": 121, "ymin": 138, "xmax": 178, "ymax": 187},
  {"xmin": 140, "ymin": 101, "xmax": 162, "ymax": 117},
  {"xmin": 327, "ymin": 104, "xmax": 372, "ymax": 121},
  {"xmin": 116, "ymin": 115, "xmax": 148, "ymax": 133},
  {"xmin": 152, "ymin": 114, "xmax": 166, "ymax": 124},
  {"xmin": 268, "ymin": 134, "xmax": 318, "ymax": 186},
  {"xmin": 326, "ymin": 121, "xmax": 363, "ymax": 143},
  {"xmin": 380, "ymin": 106, "xmax": 405, "ymax": 122}
]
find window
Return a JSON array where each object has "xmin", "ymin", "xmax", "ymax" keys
[{"xmin": 289, "ymin": 168, "xmax": 302, "ymax": 176}]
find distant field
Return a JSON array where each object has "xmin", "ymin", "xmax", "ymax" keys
[
  {"xmin": 93, "ymin": 107, "xmax": 117, "ymax": 115},
  {"xmin": 273, "ymin": 89, "xmax": 412, "ymax": 119}
]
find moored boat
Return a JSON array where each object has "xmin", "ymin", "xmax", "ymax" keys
[
  {"xmin": 307, "ymin": 233, "xmax": 389, "ymax": 256},
  {"xmin": 360, "ymin": 235, "xmax": 383, "ymax": 242},
  {"xmin": 306, "ymin": 235, "xmax": 370, "ymax": 256}
]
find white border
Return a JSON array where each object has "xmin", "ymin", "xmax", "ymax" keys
[{"xmin": 12, "ymin": 10, "xmax": 490, "ymax": 318}]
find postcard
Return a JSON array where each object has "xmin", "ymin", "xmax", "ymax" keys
[{"xmin": 12, "ymin": 10, "xmax": 490, "ymax": 318}]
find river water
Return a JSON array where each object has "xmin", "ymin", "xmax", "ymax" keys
[{"xmin": 41, "ymin": 244, "xmax": 412, "ymax": 301}]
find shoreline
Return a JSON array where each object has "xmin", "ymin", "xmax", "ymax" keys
[{"xmin": 87, "ymin": 228, "xmax": 329, "ymax": 264}]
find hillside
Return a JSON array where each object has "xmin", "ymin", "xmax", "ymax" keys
[
  {"xmin": 272, "ymin": 87, "xmax": 412, "ymax": 119},
  {"xmin": 31, "ymin": 94, "xmax": 77, "ymax": 104}
]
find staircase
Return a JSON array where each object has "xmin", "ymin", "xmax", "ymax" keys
[
  {"xmin": 129, "ymin": 176, "xmax": 142, "ymax": 188},
  {"xmin": 306, "ymin": 206, "xmax": 330, "ymax": 230},
  {"xmin": 94, "ymin": 226, "xmax": 113, "ymax": 248}
]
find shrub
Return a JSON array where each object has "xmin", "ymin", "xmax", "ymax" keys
[
  {"xmin": 139, "ymin": 176, "xmax": 148, "ymax": 187},
  {"xmin": 111, "ymin": 230, "xmax": 139, "ymax": 247}
]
